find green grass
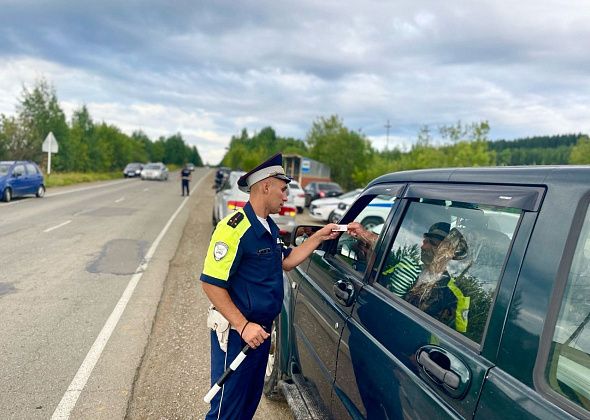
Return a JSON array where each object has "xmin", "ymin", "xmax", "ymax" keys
[{"xmin": 44, "ymin": 172, "xmax": 123, "ymax": 188}]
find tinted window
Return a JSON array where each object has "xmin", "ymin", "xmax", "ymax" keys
[
  {"xmin": 26, "ymin": 164, "xmax": 38, "ymax": 175},
  {"xmin": 546, "ymin": 206, "xmax": 590, "ymax": 413},
  {"xmin": 377, "ymin": 199, "xmax": 521, "ymax": 343},
  {"xmin": 13, "ymin": 165, "xmax": 25, "ymax": 176}
]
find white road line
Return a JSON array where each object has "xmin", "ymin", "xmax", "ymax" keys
[
  {"xmin": 143, "ymin": 188, "xmax": 149, "ymax": 191},
  {"xmin": 43, "ymin": 220, "xmax": 72, "ymax": 233},
  {"xmin": 114, "ymin": 197, "xmax": 125, "ymax": 203},
  {"xmin": 50, "ymin": 175, "xmax": 206, "ymax": 420}
]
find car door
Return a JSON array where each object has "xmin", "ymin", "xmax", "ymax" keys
[
  {"xmin": 10, "ymin": 164, "xmax": 27, "ymax": 196},
  {"xmin": 334, "ymin": 183, "xmax": 544, "ymax": 419},
  {"xmin": 292, "ymin": 184, "xmax": 404, "ymax": 414},
  {"xmin": 24, "ymin": 163, "xmax": 39, "ymax": 194}
]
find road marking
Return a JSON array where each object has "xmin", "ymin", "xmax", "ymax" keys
[
  {"xmin": 114, "ymin": 197, "xmax": 125, "ymax": 203},
  {"xmin": 51, "ymin": 175, "xmax": 206, "ymax": 420},
  {"xmin": 143, "ymin": 188, "xmax": 149, "ymax": 191},
  {"xmin": 46, "ymin": 179, "xmax": 131, "ymax": 198},
  {"xmin": 43, "ymin": 220, "xmax": 72, "ymax": 233}
]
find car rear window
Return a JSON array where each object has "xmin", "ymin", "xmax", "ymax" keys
[
  {"xmin": 319, "ymin": 183, "xmax": 340, "ymax": 190},
  {"xmin": 546, "ymin": 205, "xmax": 590, "ymax": 414}
]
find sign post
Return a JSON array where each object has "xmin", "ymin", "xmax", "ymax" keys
[{"xmin": 42, "ymin": 132, "xmax": 59, "ymax": 174}]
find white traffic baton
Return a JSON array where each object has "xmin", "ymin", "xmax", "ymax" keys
[{"xmin": 204, "ymin": 343, "xmax": 251, "ymax": 403}]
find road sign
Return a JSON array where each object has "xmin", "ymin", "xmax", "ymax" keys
[
  {"xmin": 42, "ymin": 132, "xmax": 59, "ymax": 174},
  {"xmin": 301, "ymin": 159, "xmax": 310, "ymax": 173},
  {"xmin": 42, "ymin": 132, "xmax": 59, "ymax": 153}
]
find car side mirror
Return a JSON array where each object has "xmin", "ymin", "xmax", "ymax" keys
[{"xmin": 291, "ymin": 225, "xmax": 323, "ymax": 247}]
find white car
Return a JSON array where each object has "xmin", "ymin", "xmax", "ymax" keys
[
  {"xmin": 213, "ymin": 171, "xmax": 297, "ymax": 233},
  {"xmin": 288, "ymin": 181, "xmax": 306, "ymax": 214},
  {"xmin": 309, "ymin": 189, "xmax": 363, "ymax": 222},
  {"xmin": 141, "ymin": 162, "xmax": 168, "ymax": 181},
  {"xmin": 330, "ymin": 194, "xmax": 395, "ymax": 228}
]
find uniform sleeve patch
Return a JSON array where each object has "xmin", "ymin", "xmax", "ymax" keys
[
  {"xmin": 214, "ymin": 241, "xmax": 229, "ymax": 260},
  {"xmin": 227, "ymin": 212, "xmax": 244, "ymax": 228}
]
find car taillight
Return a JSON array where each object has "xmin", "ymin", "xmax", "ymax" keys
[
  {"xmin": 319, "ymin": 191, "xmax": 326, "ymax": 198},
  {"xmin": 228, "ymin": 200, "xmax": 246, "ymax": 210},
  {"xmin": 297, "ymin": 193, "xmax": 305, "ymax": 198},
  {"xmin": 279, "ymin": 206, "xmax": 297, "ymax": 217}
]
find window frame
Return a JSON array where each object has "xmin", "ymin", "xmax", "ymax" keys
[{"xmin": 535, "ymin": 191, "xmax": 590, "ymax": 419}]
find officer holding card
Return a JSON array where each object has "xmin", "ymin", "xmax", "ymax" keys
[{"xmin": 200, "ymin": 153, "xmax": 338, "ymax": 420}]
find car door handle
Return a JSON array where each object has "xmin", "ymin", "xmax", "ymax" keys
[
  {"xmin": 333, "ymin": 280, "xmax": 354, "ymax": 306},
  {"xmin": 417, "ymin": 350, "xmax": 460, "ymax": 389}
]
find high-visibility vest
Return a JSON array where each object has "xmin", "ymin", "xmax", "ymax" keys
[{"xmin": 447, "ymin": 277, "xmax": 470, "ymax": 333}]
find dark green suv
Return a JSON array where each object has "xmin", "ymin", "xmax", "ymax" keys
[{"xmin": 264, "ymin": 166, "xmax": 590, "ymax": 419}]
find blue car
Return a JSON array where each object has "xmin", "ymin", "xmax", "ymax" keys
[{"xmin": 0, "ymin": 160, "xmax": 45, "ymax": 202}]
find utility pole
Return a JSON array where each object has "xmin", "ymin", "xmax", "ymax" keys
[{"xmin": 384, "ymin": 119, "xmax": 391, "ymax": 150}]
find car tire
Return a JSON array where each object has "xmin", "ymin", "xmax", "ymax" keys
[
  {"xmin": 263, "ymin": 318, "xmax": 285, "ymax": 401},
  {"xmin": 3, "ymin": 187, "xmax": 12, "ymax": 203},
  {"xmin": 361, "ymin": 216, "xmax": 384, "ymax": 230},
  {"xmin": 36, "ymin": 185, "xmax": 45, "ymax": 198}
]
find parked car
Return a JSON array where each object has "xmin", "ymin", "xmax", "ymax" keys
[
  {"xmin": 0, "ymin": 160, "xmax": 45, "ymax": 203},
  {"xmin": 186, "ymin": 163, "xmax": 196, "ymax": 172},
  {"xmin": 309, "ymin": 188, "xmax": 363, "ymax": 222},
  {"xmin": 265, "ymin": 166, "xmax": 590, "ymax": 420},
  {"xmin": 213, "ymin": 171, "xmax": 297, "ymax": 233},
  {"xmin": 304, "ymin": 181, "xmax": 343, "ymax": 207},
  {"xmin": 288, "ymin": 180, "xmax": 306, "ymax": 214},
  {"xmin": 123, "ymin": 162, "xmax": 143, "ymax": 177},
  {"xmin": 141, "ymin": 162, "xmax": 168, "ymax": 181}
]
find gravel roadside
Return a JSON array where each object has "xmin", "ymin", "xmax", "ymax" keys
[{"xmin": 126, "ymin": 170, "xmax": 293, "ymax": 419}]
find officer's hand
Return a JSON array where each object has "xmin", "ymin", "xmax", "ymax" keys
[
  {"xmin": 241, "ymin": 322, "xmax": 270, "ymax": 349},
  {"xmin": 315, "ymin": 223, "xmax": 341, "ymax": 241}
]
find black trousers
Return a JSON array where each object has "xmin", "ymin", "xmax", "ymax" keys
[{"xmin": 182, "ymin": 180, "xmax": 190, "ymax": 195}]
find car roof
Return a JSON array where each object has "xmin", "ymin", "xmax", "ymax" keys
[{"xmin": 368, "ymin": 166, "xmax": 590, "ymax": 188}]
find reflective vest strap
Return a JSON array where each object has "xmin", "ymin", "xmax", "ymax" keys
[{"xmin": 447, "ymin": 278, "xmax": 470, "ymax": 333}]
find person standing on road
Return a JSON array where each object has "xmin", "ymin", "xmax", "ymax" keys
[
  {"xmin": 181, "ymin": 164, "xmax": 191, "ymax": 196},
  {"xmin": 200, "ymin": 153, "xmax": 339, "ymax": 420}
]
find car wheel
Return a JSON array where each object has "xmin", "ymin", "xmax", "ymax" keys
[
  {"xmin": 263, "ymin": 318, "xmax": 284, "ymax": 401},
  {"xmin": 361, "ymin": 216, "xmax": 383, "ymax": 230},
  {"xmin": 36, "ymin": 185, "xmax": 45, "ymax": 198},
  {"xmin": 3, "ymin": 188, "xmax": 12, "ymax": 203}
]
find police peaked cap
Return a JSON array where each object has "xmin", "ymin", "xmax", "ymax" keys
[{"xmin": 237, "ymin": 152, "xmax": 292, "ymax": 192}]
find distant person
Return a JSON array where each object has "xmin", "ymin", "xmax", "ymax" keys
[{"xmin": 181, "ymin": 164, "xmax": 191, "ymax": 196}]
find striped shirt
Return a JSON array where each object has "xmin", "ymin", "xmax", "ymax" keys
[{"xmin": 382, "ymin": 256, "xmax": 422, "ymax": 297}]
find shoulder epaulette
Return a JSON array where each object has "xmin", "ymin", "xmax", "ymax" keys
[{"xmin": 227, "ymin": 212, "xmax": 244, "ymax": 228}]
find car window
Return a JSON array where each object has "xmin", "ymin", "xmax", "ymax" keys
[
  {"xmin": 335, "ymin": 194, "xmax": 396, "ymax": 273},
  {"xmin": 25, "ymin": 164, "xmax": 38, "ymax": 175},
  {"xmin": 546, "ymin": 206, "xmax": 590, "ymax": 413},
  {"xmin": 377, "ymin": 199, "xmax": 521, "ymax": 343},
  {"xmin": 13, "ymin": 165, "xmax": 25, "ymax": 176},
  {"xmin": 0, "ymin": 164, "xmax": 10, "ymax": 176}
]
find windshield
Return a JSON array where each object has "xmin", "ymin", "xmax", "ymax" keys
[
  {"xmin": 145, "ymin": 164, "xmax": 161, "ymax": 169},
  {"xmin": 0, "ymin": 164, "xmax": 9, "ymax": 176},
  {"xmin": 126, "ymin": 163, "xmax": 141, "ymax": 169},
  {"xmin": 319, "ymin": 183, "xmax": 341, "ymax": 190}
]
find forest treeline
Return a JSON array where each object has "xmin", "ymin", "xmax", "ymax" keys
[
  {"xmin": 222, "ymin": 117, "xmax": 590, "ymax": 190},
  {"xmin": 1, "ymin": 80, "xmax": 589, "ymax": 189},
  {"xmin": 0, "ymin": 80, "xmax": 203, "ymax": 172}
]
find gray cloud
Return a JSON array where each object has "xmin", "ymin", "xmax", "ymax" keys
[{"xmin": 0, "ymin": 0, "xmax": 589, "ymax": 164}]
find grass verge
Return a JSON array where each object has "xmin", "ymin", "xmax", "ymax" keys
[{"xmin": 45, "ymin": 172, "xmax": 123, "ymax": 188}]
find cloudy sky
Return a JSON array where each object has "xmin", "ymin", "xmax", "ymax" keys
[{"xmin": 1, "ymin": 0, "xmax": 589, "ymax": 164}]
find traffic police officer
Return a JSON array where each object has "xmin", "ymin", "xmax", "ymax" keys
[{"xmin": 200, "ymin": 153, "xmax": 338, "ymax": 420}]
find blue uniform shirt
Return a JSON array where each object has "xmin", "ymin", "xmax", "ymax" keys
[{"xmin": 200, "ymin": 202, "xmax": 292, "ymax": 326}]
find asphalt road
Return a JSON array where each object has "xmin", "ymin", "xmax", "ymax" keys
[{"xmin": 0, "ymin": 168, "xmax": 295, "ymax": 419}]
